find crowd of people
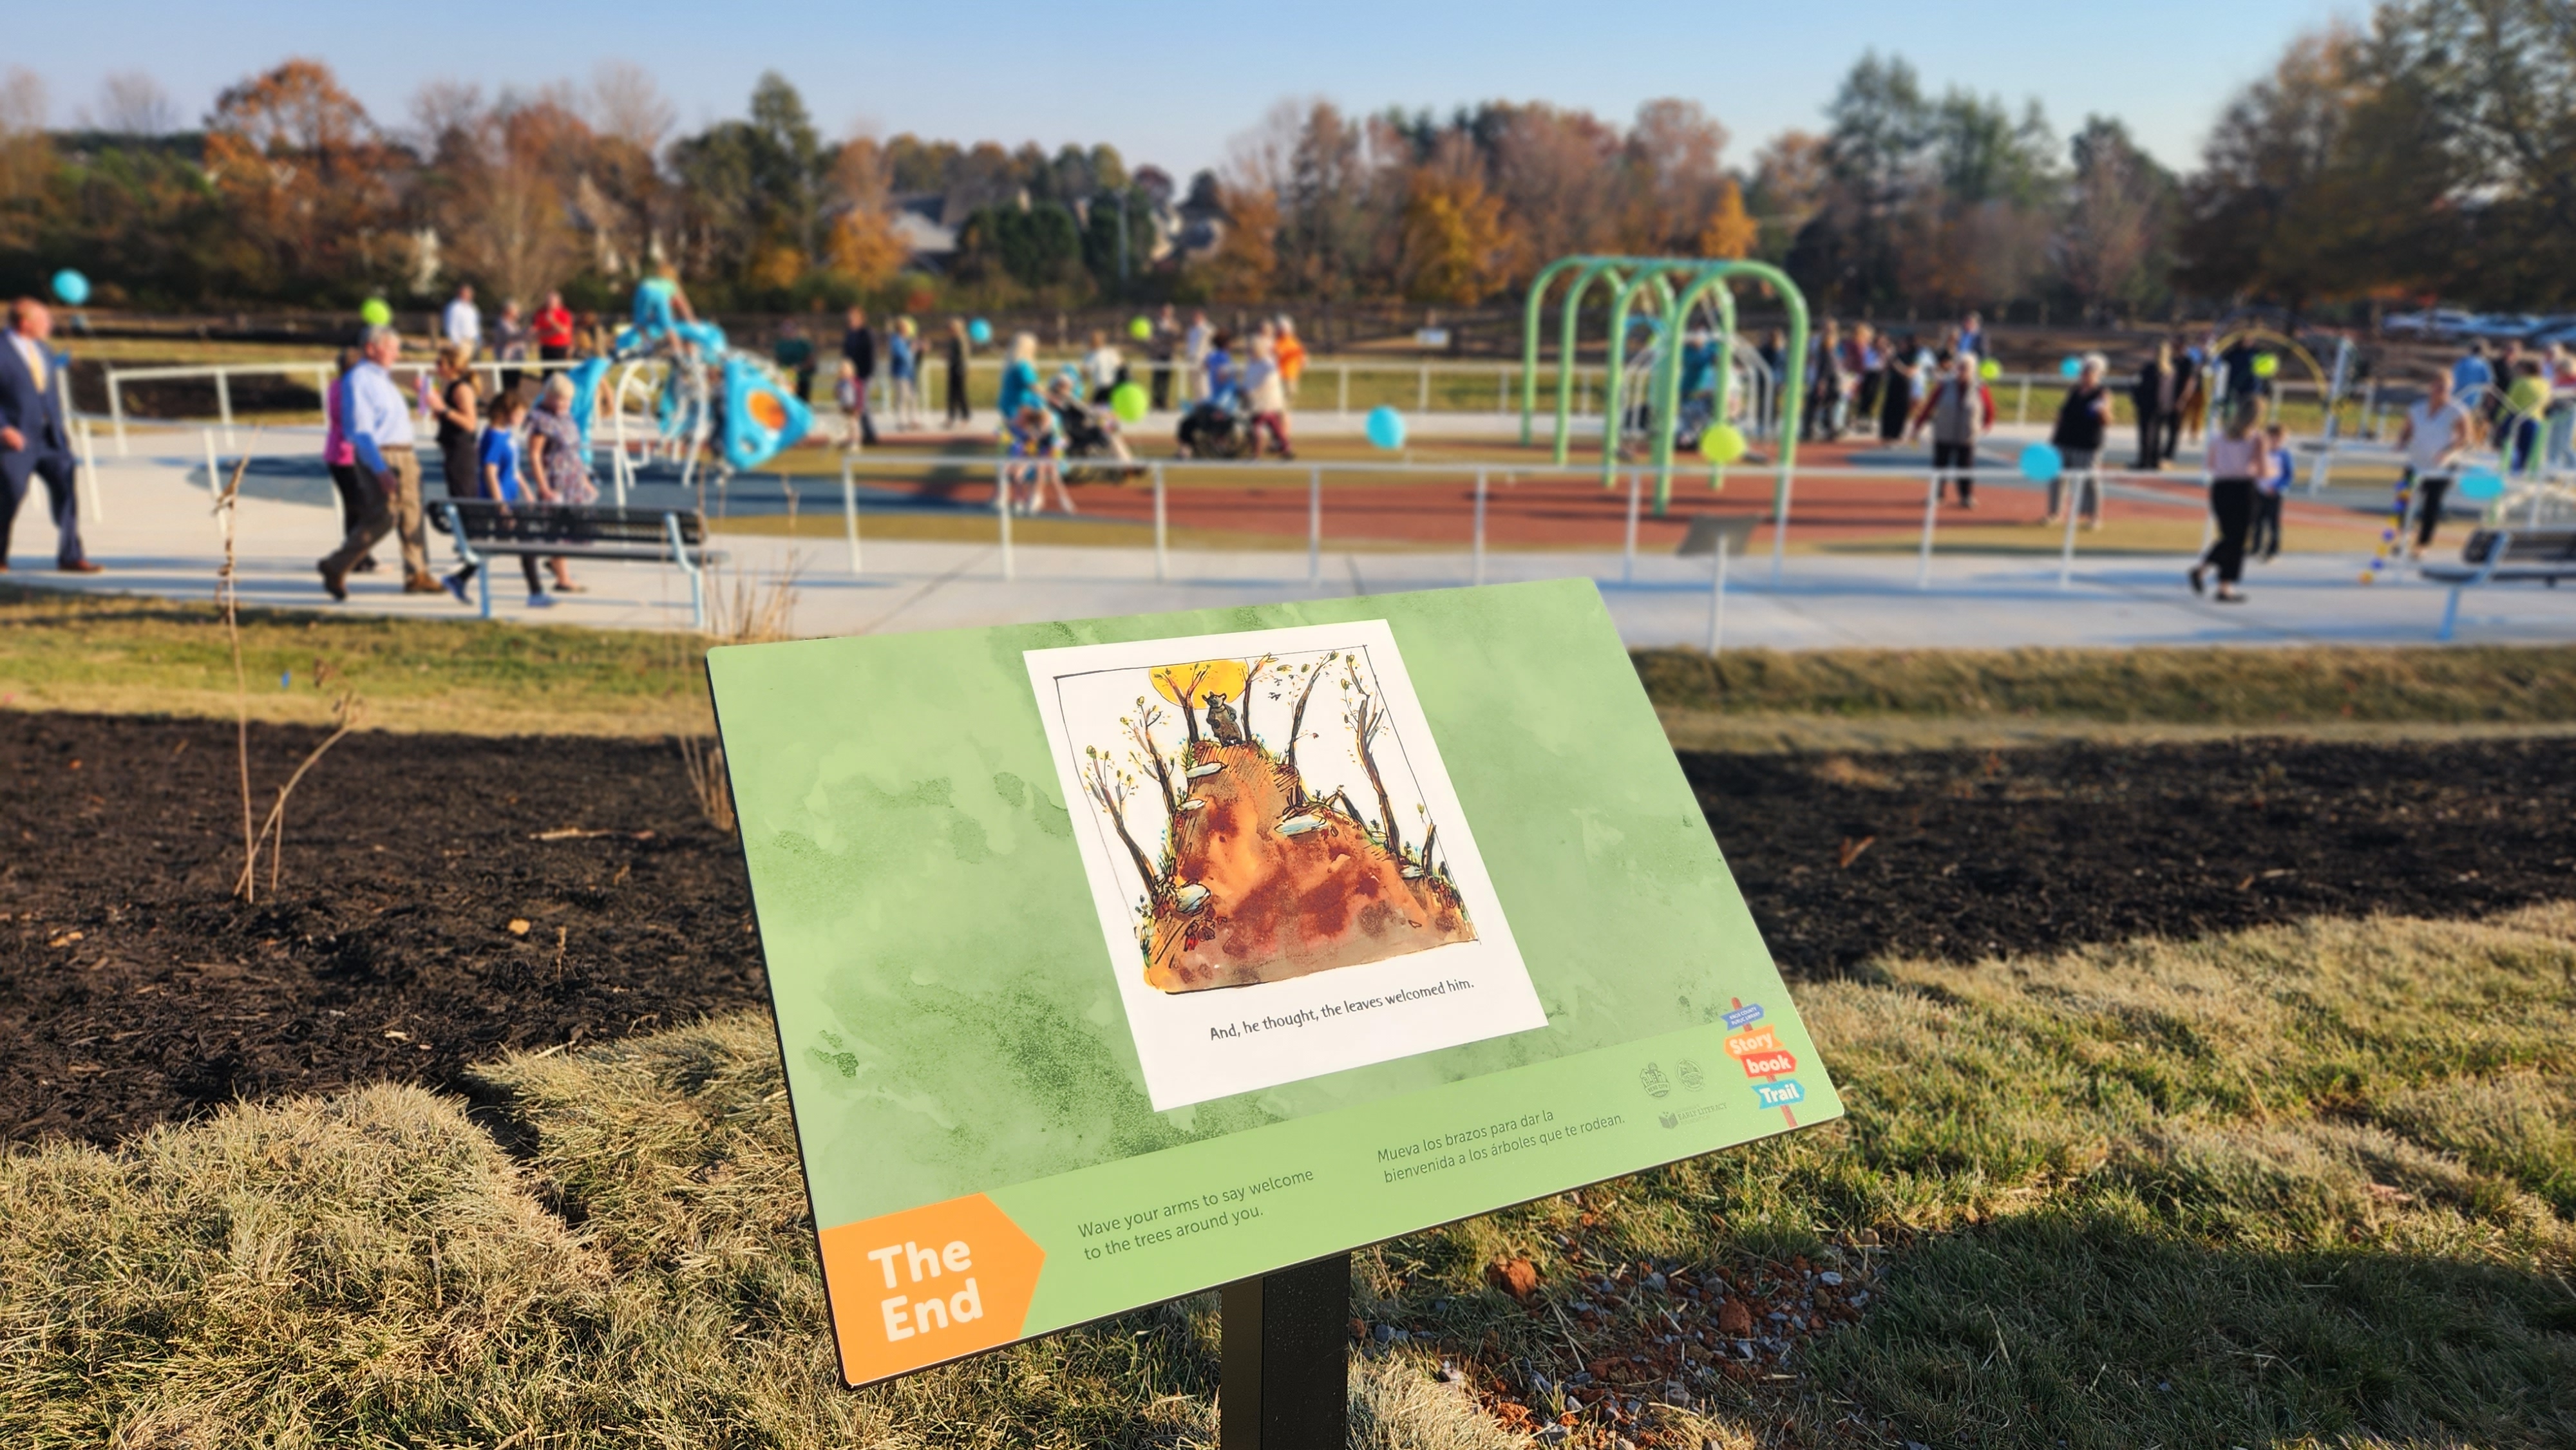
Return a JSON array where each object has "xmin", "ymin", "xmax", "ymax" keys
[{"xmin": 35, "ymin": 270, "xmax": 2543, "ymax": 608}]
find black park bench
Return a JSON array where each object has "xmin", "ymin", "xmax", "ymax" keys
[
  {"xmin": 431, "ymin": 500, "xmax": 724, "ymax": 626},
  {"xmin": 2420, "ymin": 527, "xmax": 2576, "ymax": 641}
]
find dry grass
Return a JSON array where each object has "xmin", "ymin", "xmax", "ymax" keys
[
  {"xmin": 11, "ymin": 583, "xmax": 2576, "ymax": 757},
  {"xmin": 5, "ymin": 909, "xmax": 2571, "ymax": 1447}
]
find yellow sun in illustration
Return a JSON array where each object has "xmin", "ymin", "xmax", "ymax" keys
[{"xmin": 1150, "ymin": 659, "xmax": 1248, "ymax": 708}]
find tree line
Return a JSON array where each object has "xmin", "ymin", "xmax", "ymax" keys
[{"xmin": 0, "ymin": 0, "xmax": 2563, "ymax": 322}]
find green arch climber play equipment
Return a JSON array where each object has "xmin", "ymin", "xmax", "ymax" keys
[{"xmin": 1519, "ymin": 256, "xmax": 1811, "ymax": 576}]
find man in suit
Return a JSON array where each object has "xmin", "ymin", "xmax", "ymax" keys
[{"xmin": 0, "ymin": 298, "xmax": 99, "ymax": 573}]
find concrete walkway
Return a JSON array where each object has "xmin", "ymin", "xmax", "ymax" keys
[{"xmin": 15, "ymin": 435, "xmax": 2571, "ymax": 650}]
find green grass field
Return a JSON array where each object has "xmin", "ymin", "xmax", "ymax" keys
[
  {"xmin": 4, "ymin": 908, "xmax": 2569, "ymax": 1447},
  {"xmin": 8, "ymin": 583, "xmax": 2573, "ymax": 744}
]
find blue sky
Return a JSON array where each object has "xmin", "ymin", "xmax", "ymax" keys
[{"xmin": 25, "ymin": 0, "xmax": 2340, "ymax": 176}]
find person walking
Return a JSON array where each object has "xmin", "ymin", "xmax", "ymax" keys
[
  {"xmin": 2134, "ymin": 339, "xmax": 2181, "ymax": 469},
  {"xmin": 493, "ymin": 300, "xmax": 529, "ymax": 399},
  {"xmin": 1910, "ymin": 352, "xmax": 1993, "ymax": 508},
  {"xmin": 1242, "ymin": 333, "xmax": 1293, "ymax": 459},
  {"xmin": 321, "ymin": 324, "xmax": 434, "ymax": 598},
  {"xmin": 1082, "ymin": 328, "xmax": 1124, "ymax": 404},
  {"xmin": 2047, "ymin": 353, "xmax": 2111, "ymax": 527},
  {"xmin": 319, "ymin": 345, "xmax": 376, "ymax": 574},
  {"xmin": 427, "ymin": 342, "xmax": 482, "ymax": 502},
  {"xmin": 840, "ymin": 306, "xmax": 880, "ymax": 446},
  {"xmin": 440, "ymin": 388, "xmax": 551, "ymax": 609},
  {"xmin": 886, "ymin": 318, "xmax": 922, "ymax": 429},
  {"xmin": 442, "ymin": 284, "xmax": 481, "ymax": 359},
  {"xmin": 2451, "ymin": 341, "xmax": 2494, "ymax": 408},
  {"xmin": 2191, "ymin": 400, "xmax": 2267, "ymax": 603},
  {"xmin": 1182, "ymin": 310, "xmax": 1211, "ymax": 405},
  {"xmin": 0, "ymin": 298, "xmax": 98, "ymax": 574},
  {"xmin": 2505, "ymin": 356, "xmax": 2551, "ymax": 475},
  {"xmin": 1804, "ymin": 319, "xmax": 1845, "ymax": 440},
  {"xmin": 532, "ymin": 290, "xmax": 575, "ymax": 364},
  {"xmin": 524, "ymin": 372, "xmax": 596, "ymax": 594},
  {"xmin": 943, "ymin": 317, "xmax": 972, "ymax": 426},
  {"xmin": 1148, "ymin": 305, "xmax": 1179, "ymax": 411},
  {"xmin": 2396, "ymin": 371, "xmax": 2474, "ymax": 559},
  {"xmin": 1955, "ymin": 310, "xmax": 1985, "ymax": 363},
  {"xmin": 1877, "ymin": 334, "xmax": 1919, "ymax": 442},
  {"xmin": 2250, "ymin": 421, "xmax": 2293, "ymax": 562},
  {"xmin": 774, "ymin": 318, "xmax": 817, "ymax": 404},
  {"xmin": 1276, "ymin": 316, "xmax": 1308, "ymax": 399}
]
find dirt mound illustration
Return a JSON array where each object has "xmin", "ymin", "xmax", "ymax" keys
[{"xmin": 1144, "ymin": 742, "xmax": 1471, "ymax": 991}]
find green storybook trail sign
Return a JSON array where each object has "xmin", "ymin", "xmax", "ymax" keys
[{"xmin": 705, "ymin": 579, "xmax": 1841, "ymax": 1387}]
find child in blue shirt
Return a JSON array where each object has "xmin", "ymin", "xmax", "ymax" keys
[
  {"xmin": 442, "ymin": 390, "xmax": 552, "ymax": 607},
  {"xmin": 2251, "ymin": 421, "xmax": 2293, "ymax": 563}
]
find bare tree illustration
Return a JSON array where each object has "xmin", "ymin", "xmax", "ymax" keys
[
  {"xmin": 1082, "ymin": 745, "xmax": 1162, "ymax": 892},
  {"xmin": 1341, "ymin": 656, "xmax": 1400, "ymax": 864},
  {"xmin": 1122, "ymin": 699, "xmax": 1179, "ymax": 820},
  {"xmin": 1282, "ymin": 651, "xmax": 1334, "ymax": 779}
]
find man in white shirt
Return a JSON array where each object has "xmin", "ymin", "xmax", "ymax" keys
[
  {"xmin": 442, "ymin": 285, "xmax": 481, "ymax": 359},
  {"xmin": 2396, "ymin": 371, "xmax": 2475, "ymax": 559},
  {"xmin": 320, "ymin": 325, "xmax": 436, "ymax": 598},
  {"xmin": 0, "ymin": 298, "xmax": 98, "ymax": 572}
]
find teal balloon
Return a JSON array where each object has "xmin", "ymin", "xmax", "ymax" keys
[
  {"xmin": 2458, "ymin": 469, "xmax": 2505, "ymax": 502},
  {"xmin": 1110, "ymin": 381, "xmax": 1148, "ymax": 424},
  {"xmin": 1365, "ymin": 406, "xmax": 1406, "ymax": 450},
  {"xmin": 359, "ymin": 297, "xmax": 392, "ymax": 327},
  {"xmin": 50, "ymin": 270, "xmax": 89, "ymax": 306},
  {"xmin": 967, "ymin": 318, "xmax": 992, "ymax": 346},
  {"xmin": 2058, "ymin": 355, "xmax": 2081, "ymax": 379},
  {"xmin": 2019, "ymin": 442, "xmax": 2063, "ymax": 483}
]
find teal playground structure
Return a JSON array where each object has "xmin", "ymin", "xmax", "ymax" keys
[{"xmin": 1519, "ymin": 256, "xmax": 1810, "ymax": 574}]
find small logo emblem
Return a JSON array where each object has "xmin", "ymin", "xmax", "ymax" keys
[
  {"xmin": 1676, "ymin": 1059, "xmax": 1705, "ymax": 1093},
  {"xmin": 1639, "ymin": 1062, "xmax": 1671, "ymax": 1099},
  {"xmin": 1658, "ymin": 1111, "xmax": 1679, "ymax": 1129}
]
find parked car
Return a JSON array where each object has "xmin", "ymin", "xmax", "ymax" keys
[
  {"xmin": 2384, "ymin": 308, "xmax": 2477, "ymax": 336},
  {"xmin": 2459, "ymin": 312, "xmax": 2544, "ymax": 339}
]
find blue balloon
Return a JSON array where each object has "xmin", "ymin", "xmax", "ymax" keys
[
  {"xmin": 51, "ymin": 269, "xmax": 89, "ymax": 306},
  {"xmin": 2458, "ymin": 469, "xmax": 2505, "ymax": 503},
  {"xmin": 967, "ymin": 318, "xmax": 993, "ymax": 346},
  {"xmin": 2058, "ymin": 355, "xmax": 2081, "ymax": 379},
  {"xmin": 2019, "ymin": 442, "xmax": 2063, "ymax": 483},
  {"xmin": 1365, "ymin": 406, "xmax": 1406, "ymax": 451}
]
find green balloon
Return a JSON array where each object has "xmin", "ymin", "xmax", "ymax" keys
[
  {"xmin": 2253, "ymin": 353, "xmax": 2280, "ymax": 378},
  {"xmin": 1128, "ymin": 316, "xmax": 1153, "ymax": 341},
  {"xmin": 1698, "ymin": 423, "xmax": 1747, "ymax": 465},
  {"xmin": 1110, "ymin": 382, "xmax": 1149, "ymax": 424},
  {"xmin": 1978, "ymin": 357, "xmax": 2002, "ymax": 381},
  {"xmin": 360, "ymin": 298, "xmax": 392, "ymax": 327}
]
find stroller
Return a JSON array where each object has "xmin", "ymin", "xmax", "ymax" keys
[
  {"xmin": 1176, "ymin": 392, "xmax": 1254, "ymax": 459},
  {"xmin": 1046, "ymin": 386, "xmax": 1145, "ymax": 484}
]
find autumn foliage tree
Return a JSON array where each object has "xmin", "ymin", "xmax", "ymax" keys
[
  {"xmin": 1397, "ymin": 151, "xmax": 1515, "ymax": 305},
  {"xmin": 204, "ymin": 60, "xmax": 405, "ymax": 296}
]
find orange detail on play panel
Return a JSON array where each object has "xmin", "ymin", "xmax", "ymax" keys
[
  {"xmin": 747, "ymin": 390, "xmax": 788, "ymax": 429},
  {"xmin": 817, "ymin": 1192, "xmax": 1045, "ymax": 1386}
]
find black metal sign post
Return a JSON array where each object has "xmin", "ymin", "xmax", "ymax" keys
[{"xmin": 1220, "ymin": 1252, "xmax": 1350, "ymax": 1450}]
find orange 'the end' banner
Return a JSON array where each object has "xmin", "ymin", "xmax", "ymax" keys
[{"xmin": 817, "ymin": 1194, "xmax": 1045, "ymax": 1384}]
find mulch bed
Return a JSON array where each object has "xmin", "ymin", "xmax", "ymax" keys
[{"xmin": 5, "ymin": 713, "xmax": 2573, "ymax": 1145}]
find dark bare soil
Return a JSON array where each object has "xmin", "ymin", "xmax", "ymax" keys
[{"xmin": 5, "ymin": 714, "xmax": 2572, "ymax": 1145}]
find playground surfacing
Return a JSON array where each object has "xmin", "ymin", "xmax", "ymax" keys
[{"xmin": 719, "ymin": 433, "xmax": 2387, "ymax": 557}]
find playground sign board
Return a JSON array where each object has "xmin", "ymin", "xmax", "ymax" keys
[{"xmin": 707, "ymin": 579, "xmax": 1840, "ymax": 1387}]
